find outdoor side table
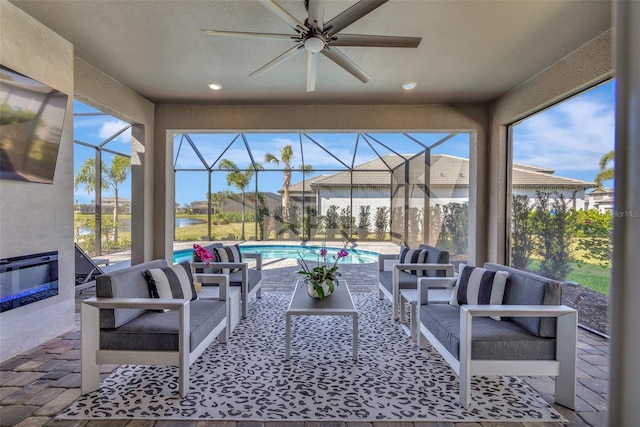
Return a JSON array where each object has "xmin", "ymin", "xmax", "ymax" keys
[
  {"xmin": 286, "ymin": 280, "xmax": 358, "ymax": 361},
  {"xmin": 399, "ymin": 289, "xmax": 418, "ymax": 340}
]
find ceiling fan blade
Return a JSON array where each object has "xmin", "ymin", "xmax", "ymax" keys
[
  {"xmin": 321, "ymin": 47, "xmax": 371, "ymax": 83},
  {"xmin": 258, "ymin": 0, "xmax": 309, "ymax": 32},
  {"xmin": 324, "ymin": 0, "xmax": 388, "ymax": 37},
  {"xmin": 306, "ymin": 51, "xmax": 319, "ymax": 92},
  {"xmin": 249, "ymin": 45, "xmax": 304, "ymax": 77},
  {"xmin": 201, "ymin": 29, "xmax": 295, "ymax": 41},
  {"xmin": 307, "ymin": 0, "xmax": 325, "ymax": 31},
  {"xmin": 329, "ymin": 34, "xmax": 421, "ymax": 48}
]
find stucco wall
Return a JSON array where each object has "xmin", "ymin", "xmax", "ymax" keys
[{"xmin": 0, "ymin": 1, "xmax": 75, "ymax": 362}]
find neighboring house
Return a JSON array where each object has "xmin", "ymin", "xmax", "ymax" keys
[
  {"xmin": 79, "ymin": 197, "xmax": 131, "ymax": 214},
  {"xmin": 281, "ymin": 174, "xmax": 331, "ymax": 209},
  {"xmin": 287, "ymin": 154, "xmax": 594, "ymax": 215},
  {"xmin": 585, "ymin": 187, "xmax": 614, "ymax": 213}
]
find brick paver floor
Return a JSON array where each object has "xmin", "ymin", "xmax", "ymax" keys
[{"xmin": 0, "ymin": 257, "xmax": 610, "ymax": 427}]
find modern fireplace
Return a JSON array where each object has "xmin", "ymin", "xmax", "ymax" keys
[{"xmin": 0, "ymin": 251, "xmax": 59, "ymax": 313}]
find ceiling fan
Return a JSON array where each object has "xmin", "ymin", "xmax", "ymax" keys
[{"xmin": 202, "ymin": 0, "xmax": 421, "ymax": 92}]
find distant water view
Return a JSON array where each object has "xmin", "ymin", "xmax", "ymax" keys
[
  {"xmin": 175, "ymin": 218, "xmax": 205, "ymax": 228},
  {"xmin": 79, "ymin": 217, "xmax": 202, "ymax": 235}
]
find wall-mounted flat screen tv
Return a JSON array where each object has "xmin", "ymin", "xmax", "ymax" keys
[{"xmin": 0, "ymin": 65, "xmax": 69, "ymax": 184}]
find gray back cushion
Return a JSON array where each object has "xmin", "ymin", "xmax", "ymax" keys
[
  {"xmin": 418, "ymin": 244, "xmax": 450, "ymax": 277},
  {"xmin": 483, "ymin": 263, "xmax": 562, "ymax": 338},
  {"xmin": 97, "ymin": 259, "xmax": 168, "ymax": 329}
]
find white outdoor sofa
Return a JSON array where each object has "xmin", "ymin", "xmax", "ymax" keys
[
  {"xmin": 378, "ymin": 244, "xmax": 454, "ymax": 321},
  {"xmin": 417, "ymin": 262, "xmax": 578, "ymax": 409},
  {"xmin": 81, "ymin": 260, "xmax": 230, "ymax": 397},
  {"xmin": 193, "ymin": 242, "xmax": 262, "ymax": 319}
]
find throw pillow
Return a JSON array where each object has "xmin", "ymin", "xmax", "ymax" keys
[
  {"xmin": 144, "ymin": 261, "xmax": 198, "ymax": 311},
  {"xmin": 449, "ymin": 264, "xmax": 508, "ymax": 320},
  {"xmin": 213, "ymin": 244, "xmax": 243, "ymax": 274},
  {"xmin": 399, "ymin": 246, "xmax": 428, "ymax": 275}
]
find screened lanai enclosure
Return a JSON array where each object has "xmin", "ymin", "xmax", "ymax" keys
[{"xmin": 173, "ymin": 132, "xmax": 471, "ymax": 263}]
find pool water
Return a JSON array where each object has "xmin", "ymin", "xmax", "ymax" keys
[{"xmin": 173, "ymin": 244, "xmax": 378, "ymax": 264}]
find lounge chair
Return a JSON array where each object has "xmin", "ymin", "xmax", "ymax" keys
[{"xmin": 75, "ymin": 243, "xmax": 109, "ymax": 289}]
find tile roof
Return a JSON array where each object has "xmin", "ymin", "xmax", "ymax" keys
[
  {"xmin": 285, "ymin": 174, "xmax": 332, "ymax": 193},
  {"xmin": 288, "ymin": 154, "xmax": 594, "ymax": 190}
]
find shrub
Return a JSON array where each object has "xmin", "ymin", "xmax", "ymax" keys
[
  {"xmin": 339, "ymin": 206, "xmax": 354, "ymax": 240},
  {"xmin": 303, "ymin": 206, "xmax": 319, "ymax": 241},
  {"xmin": 357, "ymin": 205, "xmax": 371, "ymax": 240},
  {"xmin": 533, "ymin": 191, "xmax": 573, "ymax": 280},
  {"xmin": 572, "ymin": 209, "xmax": 613, "ymax": 268},
  {"xmin": 511, "ymin": 194, "xmax": 535, "ymax": 270},
  {"xmin": 325, "ymin": 205, "xmax": 339, "ymax": 240},
  {"xmin": 437, "ymin": 202, "xmax": 468, "ymax": 255},
  {"xmin": 374, "ymin": 206, "xmax": 389, "ymax": 240}
]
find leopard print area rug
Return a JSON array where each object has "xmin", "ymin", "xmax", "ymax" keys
[{"xmin": 59, "ymin": 291, "xmax": 564, "ymax": 422}]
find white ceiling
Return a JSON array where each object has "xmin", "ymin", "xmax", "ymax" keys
[{"xmin": 10, "ymin": 0, "xmax": 612, "ymax": 105}]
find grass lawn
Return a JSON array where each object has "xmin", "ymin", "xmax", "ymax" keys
[
  {"xmin": 528, "ymin": 259, "xmax": 610, "ymax": 295},
  {"xmin": 175, "ymin": 223, "xmax": 246, "ymax": 241}
]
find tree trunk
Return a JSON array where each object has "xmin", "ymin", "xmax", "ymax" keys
[
  {"xmin": 241, "ymin": 190, "xmax": 246, "ymax": 240},
  {"xmin": 283, "ymin": 167, "xmax": 291, "ymax": 223},
  {"xmin": 113, "ymin": 187, "xmax": 119, "ymax": 243}
]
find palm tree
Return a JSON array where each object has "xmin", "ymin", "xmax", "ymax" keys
[
  {"xmin": 218, "ymin": 159, "xmax": 261, "ymax": 240},
  {"xmin": 594, "ymin": 150, "xmax": 614, "ymax": 189},
  {"xmin": 207, "ymin": 190, "xmax": 234, "ymax": 216},
  {"xmin": 264, "ymin": 144, "xmax": 311, "ymax": 223},
  {"xmin": 75, "ymin": 155, "xmax": 131, "ymax": 243}
]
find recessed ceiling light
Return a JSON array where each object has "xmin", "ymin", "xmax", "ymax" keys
[
  {"xmin": 402, "ymin": 81, "xmax": 417, "ymax": 90},
  {"xmin": 208, "ymin": 82, "xmax": 222, "ymax": 91}
]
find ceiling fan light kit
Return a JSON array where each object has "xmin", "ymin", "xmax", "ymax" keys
[
  {"xmin": 202, "ymin": 0, "xmax": 421, "ymax": 92},
  {"xmin": 303, "ymin": 35, "xmax": 324, "ymax": 53}
]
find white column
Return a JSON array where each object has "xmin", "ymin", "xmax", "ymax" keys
[{"xmin": 610, "ymin": 1, "xmax": 640, "ymax": 425}]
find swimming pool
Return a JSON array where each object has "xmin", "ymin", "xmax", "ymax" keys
[{"xmin": 173, "ymin": 244, "xmax": 379, "ymax": 264}]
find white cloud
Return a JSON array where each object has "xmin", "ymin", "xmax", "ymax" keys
[
  {"xmin": 98, "ymin": 120, "xmax": 131, "ymax": 144},
  {"xmin": 513, "ymin": 95, "xmax": 614, "ymax": 175}
]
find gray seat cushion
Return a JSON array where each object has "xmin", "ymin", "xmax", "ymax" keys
[
  {"xmin": 484, "ymin": 263, "xmax": 562, "ymax": 338},
  {"xmin": 379, "ymin": 270, "xmax": 420, "ymax": 295},
  {"xmin": 228, "ymin": 268, "xmax": 261, "ymax": 292},
  {"xmin": 97, "ymin": 260, "xmax": 168, "ymax": 329},
  {"xmin": 100, "ymin": 299, "xmax": 226, "ymax": 352},
  {"xmin": 420, "ymin": 303, "xmax": 556, "ymax": 361}
]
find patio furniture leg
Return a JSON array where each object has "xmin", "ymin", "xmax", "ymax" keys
[
  {"xmin": 460, "ymin": 307, "xmax": 472, "ymax": 408},
  {"xmin": 81, "ymin": 303, "xmax": 100, "ymax": 394},
  {"xmin": 555, "ymin": 311, "xmax": 577, "ymax": 409},
  {"xmin": 352, "ymin": 311, "xmax": 358, "ymax": 362},
  {"xmin": 178, "ymin": 304, "xmax": 190, "ymax": 397},
  {"xmin": 409, "ymin": 299, "xmax": 417, "ymax": 341},
  {"xmin": 241, "ymin": 283, "xmax": 248, "ymax": 319},
  {"xmin": 285, "ymin": 312, "xmax": 292, "ymax": 360}
]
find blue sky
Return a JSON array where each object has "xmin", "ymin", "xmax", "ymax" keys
[
  {"xmin": 512, "ymin": 80, "xmax": 615, "ymax": 183},
  {"xmin": 73, "ymin": 80, "xmax": 615, "ymax": 206}
]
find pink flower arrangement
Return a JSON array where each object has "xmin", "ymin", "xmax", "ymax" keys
[{"xmin": 193, "ymin": 244, "xmax": 214, "ymax": 266}]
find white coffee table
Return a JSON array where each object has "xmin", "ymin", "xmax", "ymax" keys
[{"xmin": 286, "ymin": 280, "xmax": 359, "ymax": 361}]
